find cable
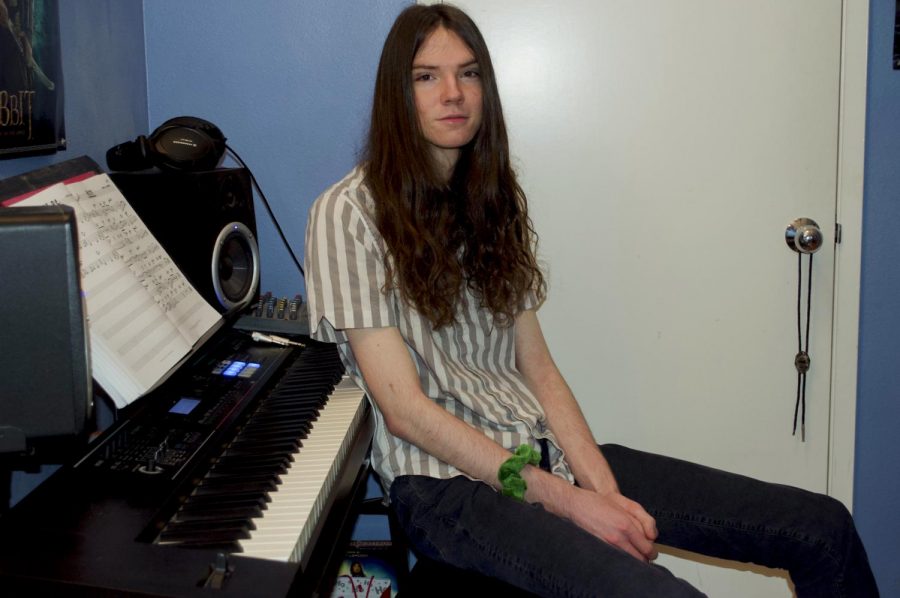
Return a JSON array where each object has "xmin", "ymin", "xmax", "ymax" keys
[
  {"xmin": 225, "ymin": 143, "xmax": 305, "ymax": 279},
  {"xmin": 792, "ymin": 252, "xmax": 813, "ymax": 442}
]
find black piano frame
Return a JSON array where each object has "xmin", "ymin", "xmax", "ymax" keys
[{"xmin": 0, "ymin": 332, "xmax": 374, "ymax": 598}]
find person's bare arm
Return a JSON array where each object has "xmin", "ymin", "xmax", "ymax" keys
[
  {"xmin": 514, "ymin": 309, "xmax": 658, "ymax": 560},
  {"xmin": 347, "ymin": 326, "xmax": 511, "ymax": 485},
  {"xmin": 347, "ymin": 322, "xmax": 656, "ymax": 561}
]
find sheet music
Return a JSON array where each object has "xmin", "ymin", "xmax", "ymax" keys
[{"xmin": 13, "ymin": 174, "xmax": 221, "ymax": 407}]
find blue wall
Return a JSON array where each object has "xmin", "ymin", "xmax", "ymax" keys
[
  {"xmin": 1, "ymin": 0, "xmax": 897, "ymax": 592},
  {"xmin": 143, "ymin": 0, "xmax": 409, "ymax": 298},
  {"xmin": 0, "ymin": 0, "xmax": 147, "ymax": 503},
  {"xmin": 1, "ymin": 0, "xmax": 408, "ymax": 536},
  {"xmin": 0, "ymin": 0, "xmax": 147, "ymax": 181},
  {"xmin": 138, "ymin": 3, "xmax": 900, "ymax": 589},
  {"xmin": 140, "ymin": 0, "xmax": 408, "ymax": 543},
  {"xmin": 855, "ymin": 1, "xmax": 900, "ymax": 594}
]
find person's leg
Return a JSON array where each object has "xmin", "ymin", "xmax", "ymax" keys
[
  {"xmin": 601, "ymin": 444, "xmax": 879, "ymax": 598},
  {"xmin": 389, "ymin": 474, "xmax": 705, "ymax": 598}
]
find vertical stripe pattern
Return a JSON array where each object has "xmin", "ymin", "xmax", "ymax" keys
[{"xmin": 305, "ymin": 167, "xmax": 574, "ymax": 492}]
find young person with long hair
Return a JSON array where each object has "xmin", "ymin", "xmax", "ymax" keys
[{"xmin": 305, "ymin": 4, "xmax": 878, "ymax": 596}]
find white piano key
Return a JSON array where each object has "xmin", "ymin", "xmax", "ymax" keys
[{"xmin": 239, "ymin": 377, "xmax": 366, "ymax": 565}]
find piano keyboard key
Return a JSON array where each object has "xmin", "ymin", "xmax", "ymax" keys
[
  {"xmin": 239, "ymin": 377, "xmax": 366, "ymax": 565},
  {"xmin": 152, "ymin": 342, "xmax": 370, "ymax": 571},
  {"xmin": 0, "ymin": 331, "xmax": 378, "ymax": 597}
]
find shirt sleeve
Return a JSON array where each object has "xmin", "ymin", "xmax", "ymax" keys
[
  {"xmin": 521, "ymin": 288, "xmax": 541, "ymax": 312},
  {"xmin": 304, "ymin": 182, "xmax": 398, "ymax": 344}
]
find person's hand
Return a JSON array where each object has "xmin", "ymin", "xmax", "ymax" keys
[{"xmin": 568, "ymin": 486, "xmax": 659, "ymax": 562}]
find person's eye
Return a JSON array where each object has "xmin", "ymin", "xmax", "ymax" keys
[
  {"xmin": 462, "ymin": 69, "xmax": 481, "ymax": 79},
  {"xmin": 414, "ymin": 72, "xmax": 434, "ymax": 82}
]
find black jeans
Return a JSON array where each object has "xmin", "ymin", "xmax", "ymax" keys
[{"xmin": 389, "ymin": 444, "xmax": 879, "ymax": 597}]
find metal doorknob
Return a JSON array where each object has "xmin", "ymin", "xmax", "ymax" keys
[{"xmin": 785, "ymin": 218, "xmax": 823, "ymax": 254}]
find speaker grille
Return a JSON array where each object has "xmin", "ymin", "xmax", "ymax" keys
[{"xmin": 212, "ymin": 222, "xmax": 260, "ymax": 311}]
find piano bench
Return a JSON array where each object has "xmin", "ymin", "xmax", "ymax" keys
[
  {"xmin": 403, "ymin": 555, "xmax": 540, "ymax": 597},
  {"xmin": 361, "ymin": 495, "xmax": 537, "ymax": 595}
]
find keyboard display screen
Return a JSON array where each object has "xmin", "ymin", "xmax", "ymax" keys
[{"xmin": 168, "ymin": 397, "xmax": 201, "ymax": 415}]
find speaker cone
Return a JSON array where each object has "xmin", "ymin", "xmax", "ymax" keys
[{"xmin": 211, "ymin": 222, "xmax": 260, "ymax": 311}]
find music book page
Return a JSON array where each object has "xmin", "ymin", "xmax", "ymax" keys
[{"xmin": 13, "ymin": 174, "xmax": 221, "ymax": 408}]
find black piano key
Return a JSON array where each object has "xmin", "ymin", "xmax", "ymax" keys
[
  {"xmin": 237, "ymin": 422, "xmax": 312, "ymax": 436},
  {"xmin": 229, "ymin": 429, "xmax": 308, "ymax": 444},
  {"xmin": 220, "ymin": 445, "xmax": 296, "ymax": 459},
  {"xmin": 264, "ymin": 402, "xmax": 318, "ymax": 413},
  {"xmin": 206, "ymin": 465, "xmax": 288, "ymax": 480},
  {"xmin": 183, "ymin": 489, "xmax": 272, "ymax": 505},
  {"xmin": 218, "ymin": 446, "xmax": 297, "ymax": 460},
  {"xmin": 265, "ymin": 395, "xmax": 327, "ymax": 406},
  {"xmin": 159, "ymin": 523, "xmax": 252, "ymax": 543},
  {"xmin": 237, "ymin": 417, "xmax": 315, "ymax": 432},
  {"xmin": 268, "ymin": 384, "xmax": 333, "ymax": 398},
  {"xmin": 179, "ymin": 495, "xmax": 268, "ymax": 512},
  {"xmin": 199, "ymin": 469, "xmax": 280, "ymax": 484},
  {"xmin": 173, "ymin": 504, "xmax": 263, "ymax": 522},
  {"xmin": 194, "ymin": 478, "xmax": 278, "ymax": 495},
  {"xmin": 213, "ymin": 453, "xmax": 293, "ymax": 468},
  {"xmin": 207, "ymin": 457, "xmax": 289, "ymax": 474},
  {"xmin": 148, "ymin": 343, "xmax": 356, "ymax": 552},
  {"xmin": 207, "ymin": 542, "xmax": 246, "ymax": 553},
  {"xmin": 227, "ymin": 439, "xmax": 304, "ymax": 453},
  {"xmin": 159, "ymin": 521, "xmax": 254, "ymax": 543},
  {"xmin": 159, "ymin": 538, "xmax": 246, "ymax": 553},
  {"xmin": 226, "ymin": 438, "xmax": 301, "ymax": 452},
  {"xmin": 247, "ymin": 406, "xmax": 320, "ymax": 419}
]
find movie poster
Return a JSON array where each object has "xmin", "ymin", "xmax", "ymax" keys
[
  {"xmin": 0, "ymin": 0, "xmax": 64, "ymax": 157},
  {"xmin": 894, "ymin": 0, "xmax": 900, "ymax": 69}
]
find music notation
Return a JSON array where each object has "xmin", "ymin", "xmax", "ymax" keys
[{"xmin": 10, "ymin": 174, "xmax": 221, "ymax": 408}]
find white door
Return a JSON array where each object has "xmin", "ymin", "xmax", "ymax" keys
[{"xmin": 441, "ymin": 1, "xmax": 864, "ymax": 595}]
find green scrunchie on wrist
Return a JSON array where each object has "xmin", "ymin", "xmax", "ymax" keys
[{"xmin": 498, "ymin": 444, "xmax": 542, "ymax": 501}]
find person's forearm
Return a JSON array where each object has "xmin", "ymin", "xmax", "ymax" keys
[
  {"xmin": 390, "ymin": 386, "xmax": 595, "ymax": 512},
  {"xmin": 349, "ymin": 327, "xmax": 587, "ymax": 505},
  {"xmin": 348, "ymin": 325, "xmax": 656, "ymax": 560},
  {"xmin": 386, "ymin": 387, "xmax": 514, "ymax": 489},
  {"xmin": 515, "ymin": 312, "xmax": 619, "ymax": 493},
  {"xmin": 348, "ymin": 326, "xmax": 513, "ymax": 488},
  {"xmin": 530, "ymin": 369, "xmax": 619, "ymax": 494},
  {"xmin": 393, "ymin": 389, "xmax": 605, "ymax": 532}
]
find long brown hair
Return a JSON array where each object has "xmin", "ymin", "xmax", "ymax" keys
[{"xmin": 364, "ymin": 4, "xmax": 545, "ymax": 328}]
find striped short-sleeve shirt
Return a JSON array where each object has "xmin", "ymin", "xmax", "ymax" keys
[{"xmin": 304, "ymin": 166, "xmax": 574, "ymax": 492}]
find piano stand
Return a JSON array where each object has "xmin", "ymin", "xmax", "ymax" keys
[
  {"xmin": 0, "ymin": 469, "xmax": 8, "ymax": 516},
  {"xmin": 202, "ymin": 553, "xmax": 233, "ymax": 590},
  {"xmin": 0, "ymin": 334, "xmax": 375, "ymax": 597},
  {"xmin": 357, "ymin": 474, "xmax": 539, "ymax": 597},
  {"xmin": 404, "ymin": 556, "xmax": 540, "ymax": 597},
  {"xmin": 0, "ymin": 421, "xmax": 373, "ymax": 598}
]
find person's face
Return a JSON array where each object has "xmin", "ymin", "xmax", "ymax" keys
[{"xmin": 412, "ymin": 26, "xmax": 483, "ymax": 175}]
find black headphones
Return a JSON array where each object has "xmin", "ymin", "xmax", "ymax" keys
[{"xmin": 106, "ymin": 116, "xmax": 227, "ymax": 172}]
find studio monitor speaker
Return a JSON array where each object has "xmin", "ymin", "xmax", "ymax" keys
[
  {"xmin": 0, "ymin": 206, "xmax": 91, "ymax": 454},
  {"xmin": 109, "ymin": 168, "xmax": 260, "ymax": 314}
]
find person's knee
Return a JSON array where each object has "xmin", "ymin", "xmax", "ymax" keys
[
  {"xmin": 809, "ymin": 493, "xmax": 855, "ymax": 539},
  {"xmin": 785, "ymin": 492, "xmax": 858, "ymax": 574}
]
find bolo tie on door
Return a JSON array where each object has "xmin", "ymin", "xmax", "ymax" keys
[{"xmin": 785, "ymin": 218, "xmax": 823, "ymax": 441}]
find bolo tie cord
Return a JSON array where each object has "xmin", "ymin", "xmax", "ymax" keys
[{"xmin": 793, "ymin": 252, "xmax": 813, "ymax": 441}]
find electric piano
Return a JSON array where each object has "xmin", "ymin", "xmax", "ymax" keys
[{"xmin": 0, "ymin": 327, "xmax": 373, "ymax": 597}]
